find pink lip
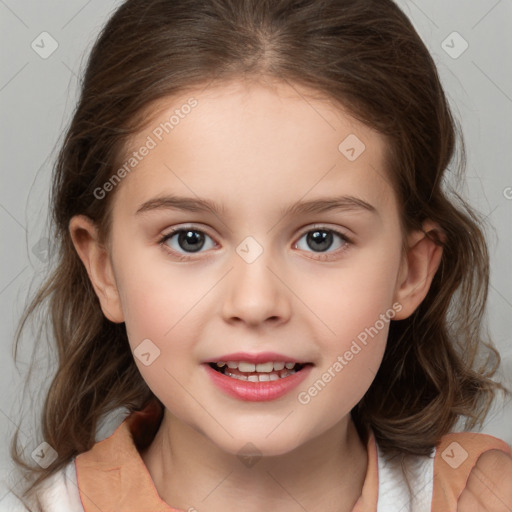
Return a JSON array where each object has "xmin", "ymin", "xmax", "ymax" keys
[
  {"xmin": 204, "ymin": 363, "xmax": 313, "ymax": 402},
  {"xmin": 204, "ymin": 351, "xmax": 309, "ymax": 364}
]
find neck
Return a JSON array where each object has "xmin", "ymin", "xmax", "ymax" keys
[{"xmin": 140, "ymin": 410, "xmax": 368, "ymax": 512}]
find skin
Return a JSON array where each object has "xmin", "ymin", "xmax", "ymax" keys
[
  {"xmin": 459, "ymin": 450, "xmax": 512, "ymax": 511},
  {"xmin": 70, "ymin": 77, "xmax": 446, "ymax": 512}
]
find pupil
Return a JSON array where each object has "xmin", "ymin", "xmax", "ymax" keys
[
  {"xmin": 308, "ymin": 230, "xmax": 332, "ymax": 252},
  {"xmin": 179, "ymin": 230, "xmax": 204, "ymax": 252}
]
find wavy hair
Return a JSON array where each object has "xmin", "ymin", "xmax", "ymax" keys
[{"xmin": 10, "ymin": 0, "xmax": 509, "ymax": 504}]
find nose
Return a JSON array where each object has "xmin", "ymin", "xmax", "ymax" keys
[{"xmin": 221, "ymin": 246, "xmax": 292, "ymax": 327}]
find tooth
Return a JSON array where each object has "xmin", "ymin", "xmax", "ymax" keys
[
  {"xmin": 280, "ymin": 370, "xmax": 290, "ymax": 378},
  {"xmin": 258, "ymin": 374, "xmax": 270, "ymax": 381},
  {"xmin": 256, "ymin": 362, "xmax": 274, "ymax": 372},
  {"xmin": 227, "ymin": 371, "xmax": 247, "ymax": 381},
  {"xmin": 216, "ymin": 361, "xmax": 226, "ymax": 367},
  {"xmin": 285, "ymin": 362, "xmax": 295, "ymax": 369},
  {"xmin": 273, "ymin": 362, "xmax": 285, "ymax": 371},
  {"xmin": 239, "ymin": 362, "xmax": 256, "ymax": 372},
  {"xmin": 227, "ymin": 361, "xmax": 238, "ymax": 369},
  {"xmin": 269, "ymin": 373, "xmax": 279, "ymax": 381},
  {"xmin": 247, "ymin": 375, "xmax": 259, "ymax": 382}
]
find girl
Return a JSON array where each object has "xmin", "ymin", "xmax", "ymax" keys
[{"xmin": 6, "ymin": 0, "xmax": 512, "ymax": 510}]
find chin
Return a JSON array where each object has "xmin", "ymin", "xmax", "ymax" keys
[{"xmin": 207, "ymin": 427, "xmax": 306, "ymax": 459}]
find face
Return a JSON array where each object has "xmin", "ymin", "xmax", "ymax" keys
[{"xmin": 83, "ymin": 79, "xmax": 412, "ymax": 456}]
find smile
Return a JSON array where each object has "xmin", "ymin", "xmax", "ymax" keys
[
  {"xmin": 204, "ymin": 360, "xmax": 313, "ymax": 401},
  {"xmin": 209, "ymin": 360, "xmax": 306, "ymax": 381}
]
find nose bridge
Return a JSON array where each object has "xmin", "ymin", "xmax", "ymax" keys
[{"xmin": 221, "ymin": 235, "xmax": 290, "ymax": 325}]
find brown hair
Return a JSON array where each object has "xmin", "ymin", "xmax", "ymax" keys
[{"xmin": 10, "ymin": 0, "xmax": 509, "ymax": 504}]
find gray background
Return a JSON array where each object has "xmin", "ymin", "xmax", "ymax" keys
[{"xmin": 1, "ymin": 0, "xmax": 511, "ymax": 504}]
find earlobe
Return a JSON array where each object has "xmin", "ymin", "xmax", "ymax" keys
[
  {"xmin": 393, "ymin": 221, "xmax": 444, "ymax": 320},
  {"xmin": 69, "ymin": 215, "xmax": 124, "ymax": 323}
]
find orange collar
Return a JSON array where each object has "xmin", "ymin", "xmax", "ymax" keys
[{"xmin": 75, "ymin": 408, "xmax": 378, "ymax": 512}]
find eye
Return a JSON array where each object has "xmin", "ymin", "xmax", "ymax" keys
[
  {"xmin": 158, "ymin": 224, "xmax": 352, "ymax": 261},
  {"xmin": 159, "ymin": 226, "xmax": 216, "ymax": 258},
  {"xmin": 294, "ymin": 226, "xmax": 351, "ymax": 259}
]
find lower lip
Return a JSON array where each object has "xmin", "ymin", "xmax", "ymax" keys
[{"xmin": 204, "ymin": 364, "xmax": 313, "ymax": 401}]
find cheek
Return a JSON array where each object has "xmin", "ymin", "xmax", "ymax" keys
[
  {"xmin": 302, "ymin": 248, "xmax": 401, "ymax": 344},
  {"xmin": 115, "ymin": 250, "xmax": 216, "ymax": 372},
  {"xmin": 116, "ymin": 260, "xmax": 208, "ymax": 413},
  {"xmin": 116, "ymin": 248, "xmax": 207, "ymax": 343},
  {"xmin": 293, "ymin": 247, "xmax": 400, "ymax": 408}
]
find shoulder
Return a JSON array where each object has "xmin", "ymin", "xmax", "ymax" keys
[
  {"xmin": 431, "ymin": 431, "xmax": 512, "ymax": 512},
  {"xmin": 458, "ymin": 449, "xmax": 512, "ymax": 511},
  {"xmin": 39, "ymin": 459, "xmax": 84, "ymax": 512},
  {"xmin": 0, "ymin": 460, "xmax": 84, "ymax": 512}
]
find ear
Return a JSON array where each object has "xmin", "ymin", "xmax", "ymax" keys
[
  {"xmin": 393, "ymin": 220, "xmax": 444, "ymax": 320},
  {"xmin": 69, "ymin": 215, "xmax": 124, "ymax": 323}
]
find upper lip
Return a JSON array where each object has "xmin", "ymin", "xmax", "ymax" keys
[{"xmin": 204, "ymin": 352, "xmax": 311, "ymax": 364}]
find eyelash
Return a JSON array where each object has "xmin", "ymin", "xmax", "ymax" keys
[{"xmin": 158, "ymin": 224, "xmax": 353, "ymax": 262}]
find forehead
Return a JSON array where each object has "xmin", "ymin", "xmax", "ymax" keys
[{"xmin": 112, "ymin": 78, "xmax": 397, "ymax": 218}]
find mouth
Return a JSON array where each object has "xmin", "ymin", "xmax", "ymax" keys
[
  {"xmin": 204, "ymin": 357, "xmax": 314, "ymax": 401},
  {"xmin": 207, "ymin": 360, "xmax": 312, "ymax": 382}
]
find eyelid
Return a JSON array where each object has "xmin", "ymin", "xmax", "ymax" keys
[
  {"xmin": 296, "ymin": 223, "xmax": 353, "ymax": 241},
  {"xmin": 158, "ymin": 223, "xmax": 354, "ymax": 261},
  {"xmin": 158, "ymin": 223, "xmax": 352, "ymax": 243},
  {"xmin": 293, "ymin": 224, "xmax": 353, "ymax": 261},
  {"xmin": 158, "ymin": 223, "xmax": 218, "ymax": 246},
  {"xmin": 160, "ymin": 222, "xmax": 213, "ymax": 235},
  {"xmin": 158, "ymin": 224, "xmax": 218, "ymax": 262}
]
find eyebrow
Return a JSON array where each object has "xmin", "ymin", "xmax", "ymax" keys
[{"xmin": 135, "ymin": 194, "xmax": 377, "ymax": 217}]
